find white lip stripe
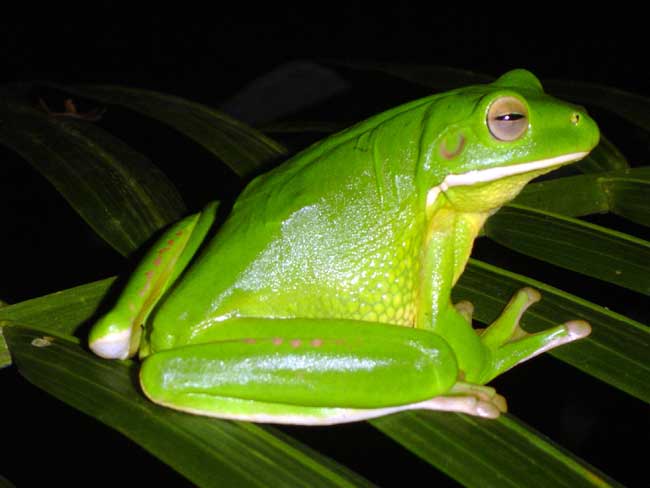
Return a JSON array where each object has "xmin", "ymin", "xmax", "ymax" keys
[
  {"xmin": 426, "ymin": 151, "xmax": 588, "ymax": 209},
  {"xmin": 442, "ymin": 152, "xmax": 589, "ymax": 187}
]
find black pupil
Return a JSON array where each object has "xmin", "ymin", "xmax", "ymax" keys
[{"xmin": 497, "ymin": 113, "xmax": 525, "ymax": 121}]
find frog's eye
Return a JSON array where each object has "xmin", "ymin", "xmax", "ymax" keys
[{"xmin": 487, "ymin": 96, "xmax": 529, "ymax": 141}]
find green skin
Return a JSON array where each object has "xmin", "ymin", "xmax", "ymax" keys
[{"xmin": 89, "ymin": 70, "xmax": 600, "ymax": 424}]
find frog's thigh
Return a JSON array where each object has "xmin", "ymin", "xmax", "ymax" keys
[{"xmin": 139, "ymin": 318, "xmax": 489, "ymax": 423}]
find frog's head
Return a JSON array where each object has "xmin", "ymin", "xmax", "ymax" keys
[{"xmin": 420, "ymin": 69, "xmax": 600, "ymax": 215}]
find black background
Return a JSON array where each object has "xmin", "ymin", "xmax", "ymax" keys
[{"xmin": 2, "ymin": 5, "xmax": 648, "ymax": 487}]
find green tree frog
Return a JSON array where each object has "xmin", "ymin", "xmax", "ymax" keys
[{"xmin": 89, "ymin": 69, "xmax": 599, "ymax": 424}]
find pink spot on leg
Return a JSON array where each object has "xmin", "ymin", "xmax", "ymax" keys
[
  {"xmin": 311, "ymin": 339, "xmax": 323, "ymax": 347},
  {"xmin": 272, "ymin": 338, "xmax": 283, "ymax": 345},
  {"xmin": 242, "ymin": 338, "xmax": 257, "ymax": 344},
  {"xmin": 291, "ymin": 339, "xmax": 302, "ymax": 348},
  {"xmin": 154, "ymin": 257, "xmax": 162, "ymax": 266}
]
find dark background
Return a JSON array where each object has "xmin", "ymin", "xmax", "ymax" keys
[{"xmin": 2, "ymin": 5, "xmax": 648, "ymax": 487}]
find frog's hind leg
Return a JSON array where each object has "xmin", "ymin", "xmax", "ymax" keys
[
  {"xmin": 139, "ymin": 317, "xmax": 509, "ymax": 424},
  {"xmin": 476, "ymin": 288, "xmax": 591, "ymax": 383}
]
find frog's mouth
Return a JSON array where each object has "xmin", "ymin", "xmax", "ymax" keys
[{"xmin": 426, "ymin": 151, "xmax": 589, "ymax": 209}]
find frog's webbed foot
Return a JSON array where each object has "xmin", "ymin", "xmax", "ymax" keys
[
  {"xmin": 477, "ymin": 287, "xmax": 591, "ymax": 383},
  {"xmin": 401, "ymin": 382, "xmax": 507, "ymax": 418}
]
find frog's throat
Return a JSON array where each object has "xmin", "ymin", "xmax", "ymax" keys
[{"xmin": 425, "ymin": 151, "xmax": 589, "ymax": 208}]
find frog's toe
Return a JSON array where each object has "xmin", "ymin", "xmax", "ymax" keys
[
  {"xmin": 475, "ymin": 400, "xmax": 502, "ymax": 418},
  {"xmin": 479, "ymin": 287, "xmax": 543, "ymax": 348},
  {"xmin": 414, "ymin": 394, "xmax": 503, "ymax": 418},
  {"xmin": 520, "ymin": 286, "xmax": 541, "ymax": 304},
  {"xmin": 566, "ymin": 320, "xmax": 591, "ymax": 340},
  {"xmin": 480, "ymin": 319, "xmax": 592, "ymax": 383},
  {"xmin": 446, "ymin": 382, "xmax": 508, "ymax": 416},
  {"xmin": 454, "ymin": 300, "xmax": 474, "ymax": 323},
  {"xmin": 493, "ymin": 393, "xmax": 508, "ymax": 413}
]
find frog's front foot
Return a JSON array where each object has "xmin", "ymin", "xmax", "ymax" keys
[
  {"xmin": 476, "ymin": 287, "xmax": 591, "ymax": 383},
  {"xmin": 454, "ymin": 300, "xmax": 474, "ymax": 323}
]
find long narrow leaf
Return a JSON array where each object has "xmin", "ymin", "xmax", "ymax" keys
[
  {"xmin": 574, "ymin": 135, "xmax": 629, "ymax": 173},
  {"xmin": 0, "ymin": 97, "xmax": 185, "ymax": 256},
  {"xmin": 485, "ymin": 204, "xmax": 650, "ymax": 295},
  {"xmin": 458, "ymin": 260, "xmax": 650, "ymax": 403},
  {"xmin": 0, "ymin": 278, "xmax": 113, "ymax": 333},
  {"xmin": 372, "ymin": 412, "xmax": 618, "ymax": 488},
  {"xmin": 0, "ymin": 278, "xmax": 113, "ymax": 367},
  {"xmin": 602, "ymin": 174, "xmax": 650, "ymax": 227},
  {"xmin": 515, "ymin": 166, "xmax": 650, "ymax": 223},
  {"xmin": 50, "ymin": 84, "xmax": 288, "ymax": 177},
  {"xmin": 3, "ymin": 325, "xmax": 374, "ymax": 488},
  {"xmin": 514, "ymin": 172, "xmax": 609, "ymax": 216}
]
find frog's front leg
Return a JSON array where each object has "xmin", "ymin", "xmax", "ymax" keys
[
  {"xmin": 139, "ymin": 318, "xmax": 504, "ymax": 425},
  {"xmin": 464, "ymin": 287, "xmax": 591, "ymax": 385}
]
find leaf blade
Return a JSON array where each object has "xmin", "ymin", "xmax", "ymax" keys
[
  {"xmin": 52, "ymin": 84, "xmax": 288, "ymax": 177},
  {"xmin": 602, "ymin": 175, "xmax": 650, "ymax": 227},
  {"xmin": 514, "ymin": 166, "xmax": 650, "ymax": 222},
  {"xmin": 3, "ymin": 325, "xmax": 374, "ymax": 488},
  {"xmin": 0, "ymin": 97, "xmax": 186, "ymax": 256},
  {"xmin": 485, "ymin": 204, "xmax": 650, "ymax": 295},
  {"xmin": 372, "ymin": 412, "xmax": 619, "ymax": 488}
]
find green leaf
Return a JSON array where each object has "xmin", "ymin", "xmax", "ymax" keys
[
  {"xmin": 51, "ymin": 84, "xmax": 288, "ymax": 177},
  {"xmin": 515, "ymin": 166, "xmax": 650, "ymax": 223},
  {"xmin": 0, "ymin": 277, "xmax": 113, "ymax": 367},
  {"xmin": 459, "ymin": 260, "xmax": 650, "ymax": 403},
  {"xmin": 0, "ymin": 98, "xmax": 186, "ymax": 256},
  {"xmin": 574, "ymin": 135, "xmax": 629, "ymax": 173},
  {"xmin": 601, "ymin": 173, "xmax": 650, "ymax": 227},
  {"xmin": 0, "ymin": 277, "xmax": 113, "ymax": 332},
  {"xmin": 0, "ymin": 331, "xmax": 9, "ymax": 370},
  {"xmin": 485, "ymin": 204, "xmax": 650, "ymax": 295},
  {"xmin": 3, "ymin": 325, "xmax": 374, "ymax": 488},
  {"xmin": 514, "ymin": 172, "xmax": 609, "ymax": 217},
  {"xmin": 372, "ymin": 412, "xmax": 618, "ymax": 488}
]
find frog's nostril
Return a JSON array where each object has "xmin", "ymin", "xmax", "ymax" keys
[{"xmin": 570, "ymin": 112, "xmax": 581, "ymax": 125}]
